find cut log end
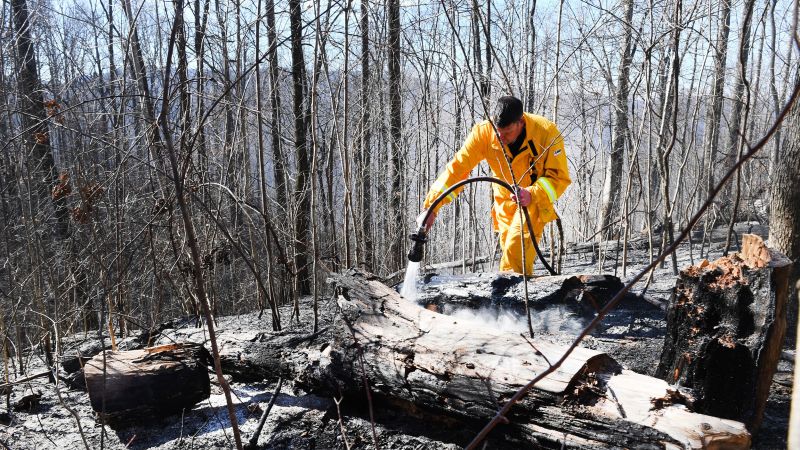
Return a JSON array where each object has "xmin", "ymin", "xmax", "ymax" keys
[{"xmin": 83, "ymin": 343, "xmax": 211, "ymax": 426}]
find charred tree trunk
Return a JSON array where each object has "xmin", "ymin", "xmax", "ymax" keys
[
  {"xmin": 656, "ymin": 234, "xmax": 791, "ymax": 431},
  {"xmin": 387, "ymin": 0, "xmax": 403, "ymax": 272},
  {"xmin": 290, "ymin": 0, "xmax": 311, "ymax": 295}
]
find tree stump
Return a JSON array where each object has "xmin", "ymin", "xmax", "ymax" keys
[
  {"xmin": 83, "ymin": 343, "xmax": 212, "ymax": 425},
  {"xmin": 656, "ymin": 234, "xmax": 792, "ymax": 431}
]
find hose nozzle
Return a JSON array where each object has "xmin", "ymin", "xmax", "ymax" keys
[{"xmin": 407, "ymin": 228, "xmax": 427, "ymax": 262}]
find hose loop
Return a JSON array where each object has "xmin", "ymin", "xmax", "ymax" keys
[{"xmin": 419, "ymin": 176, "xmax": 558, "ymax": 276}]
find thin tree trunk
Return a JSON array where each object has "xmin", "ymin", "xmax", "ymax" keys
[
  {"xmin": 358, "ymin": 0, "xmax": 373, "ymax": 271},
  {"xmin": 597, "ymin": 0, "xmax": 633, "ymax": 238},
  {"xmin": 388, "ymin": 0, "xmax": 403, "ymax": 271},
  {"xmin": 255, "ymin": 0, "xmax": 280, "ymax": 324},
  {"xmin": 194, "ymin": 0, "xmax": 210, "ymax": 185},
  {"xmin": 121, "ymin": 0, "xmax": 163, "ymax": 174},
  {"xmin": 290, "ymin": 0, "xmax": 312, "ymax": 295},
  {"xmin": 11, "ymin": 0, "xmax": 68, "ymax": 238},
  {"xmin": 723, "ymin": 0, "xmax": 756, "ymax": 255},
  {"xmin": 725, "ymin": 0, "xmax": 756, "ymax": 178},
  {"xmin": 702, "ymin": 0, "xmax": 731, "ymax": 202},
  {"xmin": 525, "ymin": 0, "xmax": 537, "ymax": 111},
  {"xmin": 266, "ymin": 0, "xmax": 288, "ymax": 208},
  {"xmin": 157, "ymin": 4, "xmax": 243, "ymax": 446}
]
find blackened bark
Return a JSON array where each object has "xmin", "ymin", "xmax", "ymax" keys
[
  {"xmin": 656, "ymin": 235, "xmax": 791, "ymax": 431},
  {"xmin": 84, "ymin": 344, "xmax": 211, "ymax": 425},
  {"xmin": 388, "ymin": 0, "xmax": 403, "ymax": 271},
  {"xmin": 290, "ymin": 0, "xmax": 311, "ymax": 294}
]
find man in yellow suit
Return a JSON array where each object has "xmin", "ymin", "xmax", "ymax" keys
[{"xmin": 420, "ymin": 96, "xmax": 571, "ymax": 275}]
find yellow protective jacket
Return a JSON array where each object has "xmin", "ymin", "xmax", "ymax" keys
[{"xmin": 423, "ymin": 113, "xmax": 570, "ymax": 230}]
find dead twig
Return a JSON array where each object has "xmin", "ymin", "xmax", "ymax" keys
[
  {"xmin": 0, "ymin": 370, "xmax": 50, "ymax": 390},
  {"xmin": 333, "ymin": 392, "xmax": 353, "ymax": 450},
  {"xmin": 245, "ymin": 378, "xmax": 284, "ymax": 450}
]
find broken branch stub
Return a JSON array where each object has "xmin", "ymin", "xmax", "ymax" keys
[{"xmin": 656, "ymin": 234, "xmax": 791, "ymax": 431}]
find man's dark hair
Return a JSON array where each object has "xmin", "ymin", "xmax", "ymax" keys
[{"xmin": 493, "ymin": 96, "xmax": 524, "ymax": 127}]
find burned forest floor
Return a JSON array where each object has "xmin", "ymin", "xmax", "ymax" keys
[{"xmin": 0, "ymin": 222, "xmax": 792, "ymax": 449}]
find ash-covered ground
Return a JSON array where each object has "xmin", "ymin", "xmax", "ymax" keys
[{"xmin": 0, "ymin": 225, "xmax": 792, "ymax": 449}]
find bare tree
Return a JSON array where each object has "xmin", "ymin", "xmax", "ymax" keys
[
  {"xmin": 598, "ymin": 0, "xmax": 635, "ymax": 237},
  {"xmin": 388, "ymin": 0, "xmax": 404, "ymax": 271},
  {"xmin": 291, "ymin": 0, "xmax": 312, "ymax": 295},
  {"xmin": 358, "ymin": 0, "xmax": 374, "ymax": 271},
  {"xmin": 701, "ymin": 0, "xmax": 732, "ymax": 203},
  {"xmin": 11, "ymin": 0, "xmax": 68, "ymax": 238}
]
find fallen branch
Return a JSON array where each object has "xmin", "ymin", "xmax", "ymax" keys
[
  {"xmin": 0, "ymin": 371, "xmax": 51, "ymax": 391},
  {"xmin": 245, "ymin": 377, "xmax": 283, "ymax": 450}
]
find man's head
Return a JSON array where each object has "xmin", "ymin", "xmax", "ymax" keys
[{"xmin": 493, "ymin": 96, "xmax": 525, "ymax": 146}]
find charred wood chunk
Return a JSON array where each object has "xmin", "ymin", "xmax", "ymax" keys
[
  {"xmin": 656, "ymin": 234, "xmax": 792, "ymax": 431},
  {"xmin": 12, "ymin": 392, "xmax": 41, "ymax": 412},
  {"xmin": 83, "ymin": 343, "xmax": 211, "ymax": 426}
]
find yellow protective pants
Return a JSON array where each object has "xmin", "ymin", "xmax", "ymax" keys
[{"xmin": 498, "ymin": 204, "xmax": 545, "ymax": 275}]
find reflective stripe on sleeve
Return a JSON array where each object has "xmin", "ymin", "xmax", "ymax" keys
[
  {"xmin": 536, "ymin": 177, "xmax": 557, "ymax": 203},
  {"xmin": 432, "ymin": 179, "xmax": 457, "ymax": 202}
]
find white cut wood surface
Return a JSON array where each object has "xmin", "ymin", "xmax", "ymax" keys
[{"xmin": 598, "ymin": 370, "xmax": 750, "ymax": 448}]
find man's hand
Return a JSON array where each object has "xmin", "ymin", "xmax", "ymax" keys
[
  {"xmin": 511, "ymin": 186, "xmax": 532, "ymax": 207},
  {"xmin": 417, "ymin": 211, "xmax": 437, "ymax": 231}
]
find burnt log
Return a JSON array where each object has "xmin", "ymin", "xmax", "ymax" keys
[
  {"xmin": 297, "ymin": 270, "xmax": 748, "ymax": 448},
  {"xmin": 656, "ymin": 234, "xmax": 791, "ymax": 431},
  {"xmin": 83, "ymin": 343, "xmax": 212, "ymax": 425},
  {"xmin": 414, "ymin": 271, "xmax": 625, "ymax": 317}
]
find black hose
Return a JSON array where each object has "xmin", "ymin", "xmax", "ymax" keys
[{"xmin": 416, "ymin": 176, "xmax": 557, "ymax": 276}]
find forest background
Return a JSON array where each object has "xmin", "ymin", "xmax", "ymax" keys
[{"xmin": 0, "ymin": 0, "xmax": 799, "ymax": 367}]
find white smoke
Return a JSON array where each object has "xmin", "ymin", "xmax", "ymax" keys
[{"xmin": 445, "ymin": 304, "xmax": 587, "ymax": 335}]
